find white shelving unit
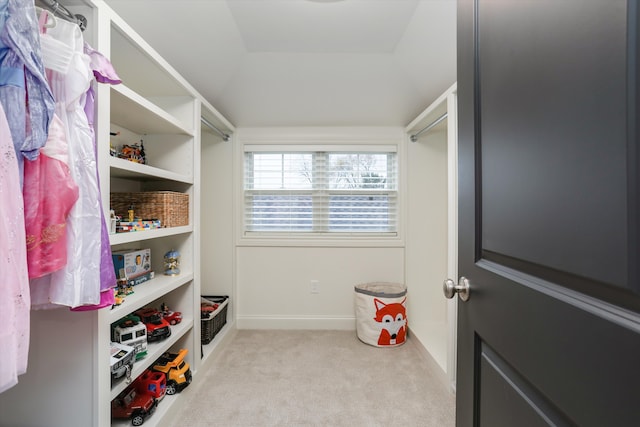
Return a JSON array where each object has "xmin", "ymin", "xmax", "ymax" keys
[{"xmin": 0, "ymin": 1, "xmax": 235, "ymax": 426}]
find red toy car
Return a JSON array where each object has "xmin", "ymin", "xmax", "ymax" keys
[
  {"xmin": 200, "ymin": 299, "xmax": 220, "ymax": 319},
  {"xmin": 160, "ymin": 303, "xmax": 182, "ymax": 325},
  {"xmin": 111, "ymin": 386, "xmax": 157, "ymax": 426},
  {"xmin": 134, "ymin": 307, "xmax": 171, "ymax": 341}
]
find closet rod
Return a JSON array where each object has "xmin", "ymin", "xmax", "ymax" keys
[
  {"xmin": 36, "ymin": 0, "xmax": 87, "ymax": 31},
  {"xmin": 410, "ymin": 112, "xmax": 448, "ymax": 142},
  {"xmin": 201, "ymin": 117, "xmax": 231, "ymax": 142}
]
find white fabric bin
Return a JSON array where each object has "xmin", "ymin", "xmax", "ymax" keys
[{"xmin": 354, "ymin": 282, "xmax": 407, "ymax": 347}]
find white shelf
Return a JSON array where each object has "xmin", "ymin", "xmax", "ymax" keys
[
  {"xmin": 110, "ymin": 318, "xmax": 194, "ymax": 399},
  {"xmin": 111, "ymin": 84, "xmax": 193, "ymax": 136},
  {"xmin": 109, "ymin": 226, "xmax": 193, "ymax": 246},
  {"xmin": 108, "ymin": 273, "xmax": 194, "ymax": 324},
  {"xmin": 110, "ymin": 157, "xmax": 193, "ymax": 184}
]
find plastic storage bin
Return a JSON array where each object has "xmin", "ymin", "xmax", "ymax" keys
[{"xmin": 354, "ymin": 282, "xmax": 407, "ymax": 347}]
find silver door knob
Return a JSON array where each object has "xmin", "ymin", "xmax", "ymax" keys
[{"xmin": 443, "ymin": 277, "xmax": 470, "ymax": 302}]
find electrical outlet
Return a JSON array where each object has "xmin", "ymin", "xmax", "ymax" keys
[{"xmin": 310, "ymin": 280, "xmax": 320, "ymax": 294}]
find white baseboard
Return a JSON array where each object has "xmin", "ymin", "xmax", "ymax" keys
[
  {"xmin": 237, "ymin": 315, "xmax": 356, "ymax": 330},
  {"xmin": 408, "ymin": 327, "xmax": 455, "ymax": 394}
]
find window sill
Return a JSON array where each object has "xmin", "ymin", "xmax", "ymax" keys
[{"xmin": 237, "ymin": 232, "xmax": 405, "ymax": 248}]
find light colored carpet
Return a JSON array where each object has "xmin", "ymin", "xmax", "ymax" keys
[{"xmin": 169, "ymin": 330, "xmax": 455, "ymax": 427}]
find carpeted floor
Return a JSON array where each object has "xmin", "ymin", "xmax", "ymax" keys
[{"xmin": 169, "ymin": 330, "xmax": 455, "ymax": 427}]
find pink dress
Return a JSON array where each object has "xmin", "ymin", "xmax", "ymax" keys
[
  {"xmin": 23, "ymin": 113, "xmax": 79, "ymax": 279},
  {"xmin": 0, "ymin": 102, "xmax": 30, "ymax": 393}
]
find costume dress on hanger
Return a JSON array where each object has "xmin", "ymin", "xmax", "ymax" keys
[
  {"xmin": 23, "ymin": 111, "xmax": 79, "ymax": 279},
  {"xmin": 30, "ymin": 16, "xmax": 101, "ymax": 309},
  {"xmin": 71, "ymin": 43, "xmax": 121, "ymax": 311},
  {"xmin": 0, "ymin": 0, "xmax": 54, "ymax": 183},
  {"xmin": 0, "ymin": 103, "xmax": 30, "ymax": 393}
]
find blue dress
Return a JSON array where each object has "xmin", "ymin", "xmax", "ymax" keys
[{"xmin": 0, "ymin": 0, "xmax": 55, "ymax": 184}]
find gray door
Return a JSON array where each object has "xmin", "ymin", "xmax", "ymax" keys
[{"xmin": 455, "ymin": 0, "xmax": 640, "ymax": 425}]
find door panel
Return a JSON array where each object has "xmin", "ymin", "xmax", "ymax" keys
[
  {"xmin": 478, "ymin": 0, "xmax": 629, "ymax": 295},
  {"xmin": 478, "ymin": 342, "xmax": 570, "ymax": 427},
  {"xmin": 457, "ymin": 0, "xmax": 640, "ymax": 426}
]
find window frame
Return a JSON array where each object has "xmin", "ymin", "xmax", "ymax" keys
[{"xmin": 235, "ymin": 130, "xmax": 405, "ymax": 248}]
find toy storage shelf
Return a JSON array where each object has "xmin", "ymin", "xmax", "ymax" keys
[
  {"xmin": 110, "ymin": 157, "xmax": 193, "ymax": 184},
  {"xmin": 110, "ymin": 318, "xmax": 193, "ymax": 399},
  {"xmin": 109, "ymin": 226, "xmax": 193, "ymax": 246},
  {"xmin": 110, "ymin": 84, "xmax": 193, "ymax": 136},
  {"xmin": 108, "ymin": 273, "xmax": 194, "ymax": 324},
  {"xmin": 0, "ymin": 2, "xmax": 234, "ymax": 426},
  {"xmin": 111, "ymin": 392, "xmax": 183, "ymax": 427}
]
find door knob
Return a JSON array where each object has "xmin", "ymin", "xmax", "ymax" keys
[{"xmin": 443, "ymin": 277, "xmax": 470, "ymax": 302}]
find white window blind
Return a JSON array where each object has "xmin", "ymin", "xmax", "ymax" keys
[{"xmin": 244, "ymin": 149, "xmax": 398, "ymax": 234}]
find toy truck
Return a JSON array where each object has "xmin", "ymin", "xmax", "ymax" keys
[
  {"xmin": 113, "ymin": 315, "xmax": 148, "ymax": 360},
  {"xmin": 111, "ymin": 386, "xmax": 157, "ymax": 426},
  {"xmin": 133, "ymin": 369, "xmax": 167, "ymax": 401},
  {"xmin": 110, "ymin": 342, "xmax": 135, "ymax": 381},
  {"xmin": 151, "ymin": 348, "xmax": 192, "ymax": 395},
  {"xmin": 134, "ymin": 307, "xmax": 172, "ymax": 342}
]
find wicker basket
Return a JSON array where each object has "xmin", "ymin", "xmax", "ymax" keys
[
  {"xmin": 201, "ymin": 296, "xmax": 229, "ymax": 345},
  {"xmin": 110, "ymin": 191, "xmax": 189, "ymax": 228}
]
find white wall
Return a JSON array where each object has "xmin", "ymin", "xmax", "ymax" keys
[
  {"xmin": 236, "ymin": 246, "xmax": 404, "ymax": 329},
  {"xmin": 200, "ymin": 128, "xmax": 235, "ymax": 316},
  {"xmin": 403, "ymin": 84, "xmax": 458, "ymax": 387},
  {"xmin": 405, "ymin": 126, "xmax": 449, "ymax": 370},
  {"xmin": 233, "ymin": 127, "xmax": 406, "ymax": 329}
]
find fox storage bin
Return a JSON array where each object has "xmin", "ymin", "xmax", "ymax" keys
[{"xmin": 354, "ymin": 282, "xmax": 408, "ymax": 347}]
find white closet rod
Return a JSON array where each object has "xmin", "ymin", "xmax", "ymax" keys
[
  {"xmin": 36, "ymin": 0, "xmax": 87, "ymax": 31},
  {"xmin": 410, "ymin": 112, "xmax": 448, "ymax": 142},
  {"xmin": 201, "ymin": 117, "xmax": 231, "ymax": 142}
]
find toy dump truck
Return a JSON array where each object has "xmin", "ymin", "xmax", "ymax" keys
[{"xmin": 151, "ymin": 348, "xmax": 192, "ymax": 395}]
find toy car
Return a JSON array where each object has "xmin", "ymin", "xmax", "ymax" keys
[
  {"xmin": 152, "ymin": 348, "xmax": 192, "ymax": 395},
  {"xmin": 160, "ymin": 303, "xmax": 182, "ymax": 325},
  {"xmin": 200, "ymin": 298, "xmax": 220, "ymax": 319},
  {"xmin": 133, "ymin": 369, "xmax": 166, "ymax": 401},
  {"xmin": 110, "ymin": 342, "xmax": 135, "ymax": 381},
  {"xmin": 134, "ymin": 307, "xmax": 171, "ymax": 342},
  {"xmin": 111, "ymin": 386, "xmax": 157, "ymax": 426}
]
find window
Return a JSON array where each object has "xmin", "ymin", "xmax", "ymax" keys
[{"xmin": 244, "ymin": 147, "xmax": 397, "ymax": 235}]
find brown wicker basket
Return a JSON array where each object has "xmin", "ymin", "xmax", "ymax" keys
[{"xmin": 110, "ymin": 191, "xmax": 189, "ymax": 228}]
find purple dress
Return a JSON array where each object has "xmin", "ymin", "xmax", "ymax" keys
[{"xmin": 71, "ymin": 43, "xmax": 122, "ymax": 311}]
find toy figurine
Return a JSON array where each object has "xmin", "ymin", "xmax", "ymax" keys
[
  {"xmin": 139, "ymin": 139, "xmax": 146, "ymax": 164},
  {"xmin": 163, "ymin": 249, "xmax": 180, "ymax": 276},
  {"xmin": 128, "ymin": 204, "xmax": 135, "ymax": 222},
  {"xmin": 112, "ymin": 288, "xmax": 124, "ymax": 308}
]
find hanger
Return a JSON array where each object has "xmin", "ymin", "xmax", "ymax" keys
[{"xmin": 35, "ymin": 6, "xmax": 57, "ymax": 29}]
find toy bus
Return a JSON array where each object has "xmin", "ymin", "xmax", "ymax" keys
[{"xmin": 113, "ymin": 315, "xmax": 148, "ymax": 360}]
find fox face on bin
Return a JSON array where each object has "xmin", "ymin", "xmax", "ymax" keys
[{"xmin": 373, "ymin": 297, "xmax": 407, "ymax": 346}]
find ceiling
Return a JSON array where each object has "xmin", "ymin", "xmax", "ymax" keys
[{"xmin": 103, "ymin": 0, "xmax": 457, "ymax": 128}]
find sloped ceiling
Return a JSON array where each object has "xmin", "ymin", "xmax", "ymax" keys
[{"xmin": 103, "ymin": 0, "xmax": 457, "ymax": 127}]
